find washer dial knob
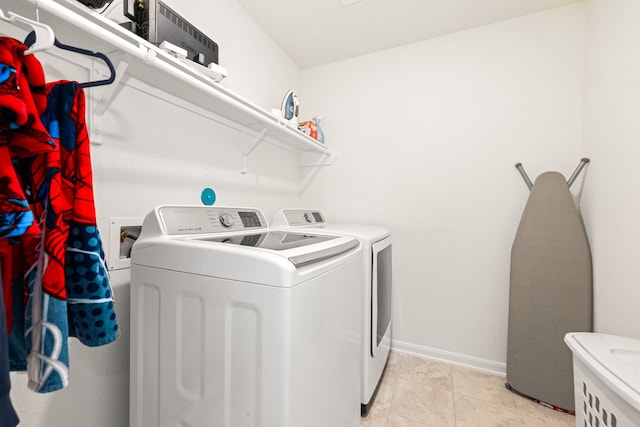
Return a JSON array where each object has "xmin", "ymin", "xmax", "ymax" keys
[
  {"xmin": 304, "ymin": 212, "xmax": 314, "ymax": 223},
  {"xmin": 219, "ymin": 212, "xmax": 235, "ymax": 228}
]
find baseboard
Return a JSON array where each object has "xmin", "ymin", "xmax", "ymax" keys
[{"xmin": 391, "ymin": 339, "xmax": 506, "ymax": 377}]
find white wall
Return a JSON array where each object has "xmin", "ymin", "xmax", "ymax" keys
[
  {"xmin": 581, "ymin": 0, "xmax": 640, "ymax": 338},
  {"xmin": 300, "ymin": 3, "xmax": 586, "ymax": 371},
  {"xmin": 1, "ymin": 0, "xmax": 302, "ymax": 426}
]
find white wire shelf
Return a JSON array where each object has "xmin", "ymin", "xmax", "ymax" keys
[{"xmin": 1, "ymin": 0, "xmax": 334, "ymax": 169}]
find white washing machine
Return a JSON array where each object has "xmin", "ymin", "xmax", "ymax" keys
[
  {"xmin": 129, "ymin": 205, "xmax": 362, "ymax": 427},
  {"xmin": 271, "ymin": 209, "xmax": 392, "ymax": 416}
]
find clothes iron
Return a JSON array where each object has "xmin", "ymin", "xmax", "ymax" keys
[{"xmin": 281, "ymin": 90, "xmax": 299, "ymax": 123}]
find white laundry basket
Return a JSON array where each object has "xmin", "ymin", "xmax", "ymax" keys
[{"xmin": 565, "ymin": 333, "xmax": 640, "ymax": 427}]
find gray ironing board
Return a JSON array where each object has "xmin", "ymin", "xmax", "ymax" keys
[{"xmin": 506, "ymin": 171, "xmax": 593, "ymax": 412}]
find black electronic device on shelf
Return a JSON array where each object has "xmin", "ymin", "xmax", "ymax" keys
[{"xmin": 121, "ymin": 0, "xmax": 219, "ymax": 65}]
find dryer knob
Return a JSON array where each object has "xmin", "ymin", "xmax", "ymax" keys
[
  {"xmin": 304, "ymin": 212, "xmax": 314, "ymax": 223},
  {"xmin": 219, "ymin": 212, "xmax": 235, "ymax": 228}
]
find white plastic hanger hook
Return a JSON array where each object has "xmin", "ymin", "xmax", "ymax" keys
[{"xmin": 0, "ymin": 7, "xmax": 55, "ymax": 55}]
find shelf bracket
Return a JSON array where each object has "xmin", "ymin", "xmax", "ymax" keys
[
  {"xmin": 299, "ymin": 149, "xmax": 337, "ymax": 167},
  {"xmin": 88, "ymin": 57, "xmax": 129, "ymax": 144},
  {"xmin": 94, "ymin": 59, "xmax": 129, "ymax": 116},
  {"xmin": 241, "ymin": 128, "xmax": 267, "ymax": 174}
]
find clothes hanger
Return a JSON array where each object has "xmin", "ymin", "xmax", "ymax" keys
[
  {"xmin": 24, "ymin": 30, "xmax": 116, "ymax": 88},
  {"xmin": 0, "ymin": 8, "xmax": 55, "ymax": 55}
]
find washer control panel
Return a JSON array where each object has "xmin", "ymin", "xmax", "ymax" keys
[
  {"xmin": 219, "ymin": 212, "xmax": 235, "ymax": 228},
  {"xmin": 158, "ymin": 206, "xmax": 267, "ymax": 235}
]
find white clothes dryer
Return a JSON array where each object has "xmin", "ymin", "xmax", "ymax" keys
[
  {"xmin": 271, "ymin": 209, "xmax": 392, "ymax": 416},
  {"xmin": 130, "ymin": 205, "xmax": 362, "ymax": 427}
]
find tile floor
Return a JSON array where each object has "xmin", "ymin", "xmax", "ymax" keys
[{"xmin": 361, "ymin": 352, "xmax": 575, "ymax": 427}]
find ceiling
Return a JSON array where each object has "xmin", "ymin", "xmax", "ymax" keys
[{"xmin": 235, "ymin": 0, "xmax": 582, "ymax": 69}]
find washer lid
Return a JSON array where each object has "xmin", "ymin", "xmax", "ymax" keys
[
  {"xmin": 195, "ymin": 231, "xmax": 335, "ymax": 250},
  {"xmin": 565, "ymin": 332, "xmax": 640, "ymax": 411},
  {"xmin": 132, "ymin": 206, "xmax": 362, "ymax": 284},
  {"xmin": 192, "ymin": 231, "xmax": 358, "ymax": 267}
]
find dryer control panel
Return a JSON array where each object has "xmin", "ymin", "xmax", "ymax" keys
[
  {"xmin": 273, "ymin": 209, "xmax": 326, "ymax": 227},
  {"xmin": 158, "ymin": 206, "xmax": 267, "ymax": 235}
]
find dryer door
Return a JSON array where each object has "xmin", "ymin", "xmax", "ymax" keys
[{"xmin": 371, "ymin": 236, "xmax": 392, "ymax": 356}]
